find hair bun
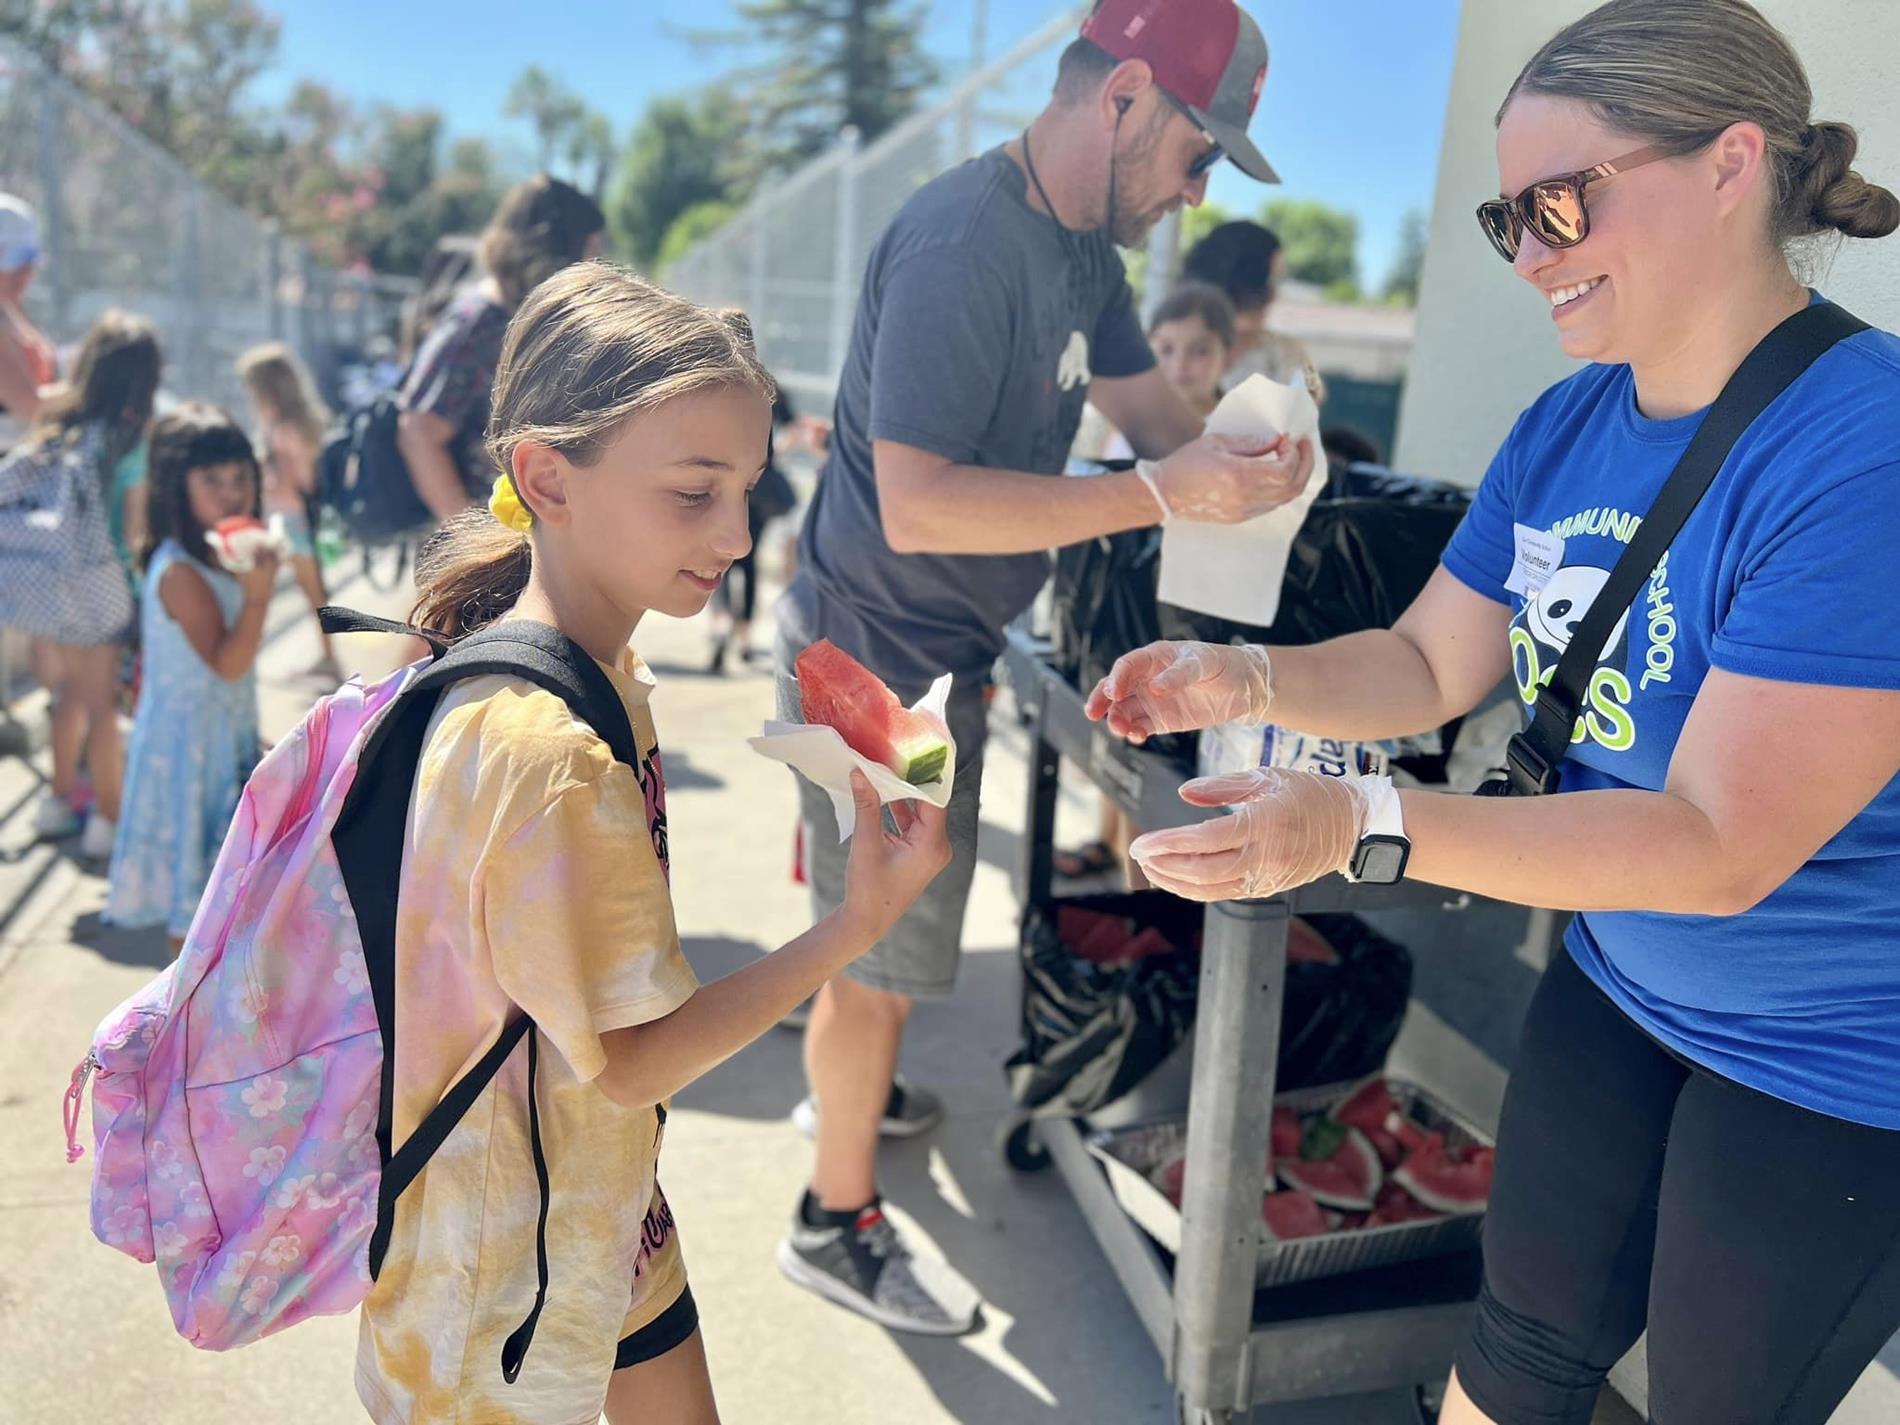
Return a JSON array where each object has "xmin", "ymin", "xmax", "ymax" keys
[{"xmin": 1798, "ymin": 120, "xmax": 1900, "ymax": 240}]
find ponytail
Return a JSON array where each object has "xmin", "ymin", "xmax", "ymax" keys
[{"xmin": 409, "ymin": 507, "xmax": 532, "ymax": 640}]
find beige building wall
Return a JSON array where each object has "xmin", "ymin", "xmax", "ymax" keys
[{"xmin": 1395, "ymin": 0, "xmax": 1900, "ymax": 484}]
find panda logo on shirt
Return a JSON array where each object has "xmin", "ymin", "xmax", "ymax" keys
[
  {"xmin": 1524, "ymin": 565, "xmax": 1630, "ymax": 658},
  {"xmin": 1511, "ymin": 561, "xmax": 1639, "ymax": 754}
]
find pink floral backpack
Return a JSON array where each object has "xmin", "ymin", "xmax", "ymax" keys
[{"xmin": 64, "ymin": 611, "xmax": 646, "ymax": 1384}]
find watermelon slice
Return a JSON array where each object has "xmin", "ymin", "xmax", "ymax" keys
[
  {"xmin": 205, "ymin": 515, "xmax": 286, "ymax": 573},
  {"xmin": 1270, "ymin": 1105, "xmax": 1303, "ymax": 1163},
  {"xmin": 1392, "ymin": 1134, "xmax": 1495, "ymax": 1214},
  {"xmin": 1261, "ymin": 1189, "xmax": 1328, "ymax": 1241},
  {"xmin": 1330, "ymin": 1078, "xmax": 1407, "ymax": 1170},
  {"xmin": 1364, "ymin": 1179, "xmax": 1442, "ymax": 1227},
  {"xmin": 795, "ymin": 640, "xmax": 950, "ymax": 786},
  {"xmin": 1275, "ymin": 1116, "xmax": 1383, "ymax": 1212},
  {"xmin": 1154, "ymin": 1153, "xmax": 1187, "ymax": 1207}
]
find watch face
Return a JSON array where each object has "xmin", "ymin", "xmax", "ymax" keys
[{"xmin": 1354, "ymin": 835, "xmax": 1410, "ymax": 885}]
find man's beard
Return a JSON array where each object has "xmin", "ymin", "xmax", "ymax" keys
[{"xmin": 1107, "ymin": 110, "xmax": 1173, "ymax": 249}]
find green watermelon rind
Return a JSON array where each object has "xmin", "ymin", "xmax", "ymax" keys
[{"xmin": 891, "ymin": 732, "xmax": 949, "ymax": 786}]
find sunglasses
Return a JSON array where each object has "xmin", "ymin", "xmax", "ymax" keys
[
  {"xmin": 1475, "ymin": 144, "xmax": 1671, "ymax": 262},
  {"xmin": 1157, "ymin": 89, "xmax": 1226, "ymax": 182}
]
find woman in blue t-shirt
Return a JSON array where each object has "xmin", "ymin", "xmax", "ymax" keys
[{"xmin": 1089, "ymin": 2, "xmax": 1900, "ymax": 1422}]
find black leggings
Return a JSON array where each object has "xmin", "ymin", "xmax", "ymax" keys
[{"xmin": 1456, "ymin": 948, "xmax": 1900, "ymax": 1425}]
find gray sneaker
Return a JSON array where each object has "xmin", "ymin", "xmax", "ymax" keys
[
  {"xmin": 790, "ymin": 1078, "xmax": 943, "ymax": 1140},
  {"xmin": 776, "ymin": 1199, "xmax": 980, "ymax": 1336}
]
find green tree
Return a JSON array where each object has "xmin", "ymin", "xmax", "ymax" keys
[
  {"xmin": 693, "ymin": 0, "xmax": 938, "ymax": 177},
  {"xmin": 657, "ymin": 198, "xmax": 741, "ymax": 273},
  {"xmin": 1382, "ymin": 208, "xmax": 1429, "ymax": 306},
  {"xmin": 565, "ymin": 110, "xmax": 618, "ymax": 201},
  {"xmin": 1262, "ymin": 198, "xmax": 1361, "ymax": 299},
  {"xmin": 505, "ymin": 64, "xmax": 586, "ymax": 172},
  {"xmin": 608, "ymin": 89, "xmax": 747, "ymax": 267}
]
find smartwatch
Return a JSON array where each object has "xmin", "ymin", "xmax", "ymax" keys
[{"xmin": 1346, "ymin": 775, "xmax": 1410, "ymax": 885}]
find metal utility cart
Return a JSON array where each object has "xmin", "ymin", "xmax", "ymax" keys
[{"xmin": 1000, "ymin": 630, "xmax": 1485, "ymax": 1423}]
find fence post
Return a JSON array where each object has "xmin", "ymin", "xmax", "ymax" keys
[
  {"xmin": 264, "ymin": 221, "xmax": 283, "ymax": 341},
  {"xmin": 34, "ymin": 78, "xmax": 72, "ymax": 332},
  {"xmin": 748, "ymin": 176, "xmax": 771, "ymax": 329},
  {"xmin": 183, "ymin": 187, "xmax": 207, "ymax": 402},
  {"xmin": 827, "ymin": 127, "xmax": 862, "ymax": 384}
]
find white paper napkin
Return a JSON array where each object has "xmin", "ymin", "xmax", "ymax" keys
[
  {"xmin": 749, "ymin": 673, "xmax": 958, "ymax": 841},
  {"xmin": 1156, "ymin": 373, "xmax": 1330, "ymax": 625}
]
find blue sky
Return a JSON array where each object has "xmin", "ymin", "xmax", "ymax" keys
[{"xmin": 254, "ymin": 1, "xmax": 1461, "ymax": 286}]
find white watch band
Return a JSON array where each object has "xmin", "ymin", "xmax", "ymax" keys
[
  {"xmin": 1358, "ymin": 774, "xmax": 1404, "ymax": 840},
  {"xmin": 1344, "ymin": 774, "xmax": 1405, "ymax": 883}
]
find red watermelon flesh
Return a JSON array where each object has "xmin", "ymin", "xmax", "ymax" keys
[
  {"xmin": 1270, "ymin": 1105, "xmax": 1303, "ymax": 1164},
  {"xmin": 795, "ymin": 640, "xmax": 950, "ymax": 785},
  {"xmin": 1393, "ymin": 1136, "xmax": 1495, "ymax": 1214},
  {"xmin": 1275, "ymin": 1118, "xmax": 1382, "ymax": 1212},
  {"xmin": 1261, "ymin": 1189, "xmax": 1328, "ymax": 1241},
  {"xmin": 1331, "ymin": 1079, "xmax": 1407, "ymax": 1170},
  {"xmin": 1155, "ymin": 1153, "xmax": 1188, "ymax": 1208},
  {"xmin": 1365, "ymin": 1179, "xmax": 1443, "ymax": 1227}
]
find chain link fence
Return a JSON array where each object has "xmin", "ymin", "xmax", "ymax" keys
[
  {"xmin": 665, "ymin": 5, "xmax": 1089, "ymax": 411},
  {"xmin": 0, "ymin": 39, "xmax": 413, "ymax": 421}
]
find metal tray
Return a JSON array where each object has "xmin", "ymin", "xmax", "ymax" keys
[{"xmin": 1086, "ymin": 1077, "xmax": 1492, "ymax": 1290}]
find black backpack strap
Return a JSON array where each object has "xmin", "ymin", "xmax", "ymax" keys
[
  {"xmin": 332, "ymin": 617, "xmax": 641, "ymax": 1382},
  {"xmin": 318, "ymin": 604, "xmax": 449, "ymax": 654},
  {"xmin": 1493, "ymin": 301, "xmax": 1869, "ymax": 797}
]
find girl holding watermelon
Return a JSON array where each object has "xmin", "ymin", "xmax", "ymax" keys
[
  {"xmin": 1091, "ymin": 2, "xmax": 1900, "ymax": 1421},
  {"xmin": 355, "ymin": 262, "xmax": 949, "ymax": 1425}
]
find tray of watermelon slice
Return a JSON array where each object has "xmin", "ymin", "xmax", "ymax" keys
[
  {"xmin": 750, "ymin": 640, "xmax": 957, "ymax": 842},
  {"xmin": 1086, "ymin": 1076, "xmax": 1494, "ymax": 1289}
]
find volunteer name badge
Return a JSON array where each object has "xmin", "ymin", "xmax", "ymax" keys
[{"xmin": 1506, "ymin": 523, "xmax": 1565, "ymax": 597}]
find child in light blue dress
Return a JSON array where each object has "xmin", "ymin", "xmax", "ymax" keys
[{"xmin": 105, "ymin": 405, "xmax": 276, "ymax": 948}]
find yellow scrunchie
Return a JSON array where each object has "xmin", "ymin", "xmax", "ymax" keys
[{"xmin": 489, "ymin": 475, "xmax": 534, "ymax": 533}]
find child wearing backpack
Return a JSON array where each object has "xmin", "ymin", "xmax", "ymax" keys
[
  {"xmin": 353, "ymin": 264, "xmax": 949, "ymax": 1423},
  {"xmin": 103, "ymin": 404, "xmax": 274, "ymax": 951},
  {"xmin": 237, "ymin": 341, "xmax": 340, "ymax": 682}
]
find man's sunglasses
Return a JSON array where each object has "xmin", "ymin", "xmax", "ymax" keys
[
  {"xmin": 1475, "ymin": 144, "xmax": 1670, "ymax": 262},
  {"xmin": 1157, "ymin": 89, "xmax": 1226, "ymax": 182}
]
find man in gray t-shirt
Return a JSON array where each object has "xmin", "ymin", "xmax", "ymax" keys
[{"xmin": 776, "ymin": 0, "xmax": 1305, "ymax": 1332}]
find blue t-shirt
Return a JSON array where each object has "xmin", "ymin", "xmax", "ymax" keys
[{"xmin": 1441, "ymin": 299, "xmax": 1900, "ymax": 1128}]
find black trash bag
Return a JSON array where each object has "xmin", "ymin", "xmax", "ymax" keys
[
  {"xmin": 1007, "ymin": 892, "xmax": 1202, "ymax": 1117},
  {"xmin": 1006, "ymin": 898, "xmax": 1413, "ymax": 1116},
  {"xmin": 1158, "ymin": 463, "xmax": 1471, "ymax": 782},
  {"xmin": 1279, "ymin": 912, "xmax": 1413, "ymax": 1092},
  {"xmin": 1049, "ymin": 527, "xmax": 1197, "ymax": 770},
  {"xmin": 1157, "ymin": 463, "xmax": 1469, "ymax": 650}
]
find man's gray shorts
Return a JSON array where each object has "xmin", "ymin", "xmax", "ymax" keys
[{"xmin": 774, "ymin": 631, "xmax": 988, "ymax": 1000}]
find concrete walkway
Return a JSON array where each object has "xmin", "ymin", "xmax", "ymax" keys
[{"xmin": 1, "ymin": 552, "xmax": 1893, "ymax": 1423}]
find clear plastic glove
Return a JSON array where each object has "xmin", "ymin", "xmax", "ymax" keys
[
  {"xmin": 1086, "ymin": 640, "xmax": 1273, "ymax": 744},
  {"xmin": 1127, "ymin": 768, "xmax": 1368, "ymax": 903},
  {"xmin": 1136, "ymin": 431, "xmax": 1314, "ymax": 524}
]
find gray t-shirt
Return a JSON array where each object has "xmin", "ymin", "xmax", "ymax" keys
[{"xmin": 784, "ymin": 146, "xmax": 1154, "ymax": 691}]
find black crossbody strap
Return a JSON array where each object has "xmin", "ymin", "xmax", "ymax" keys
[{"xmin": 1498, "ymin": 301, "xmax": 1869, "ymax": 796}]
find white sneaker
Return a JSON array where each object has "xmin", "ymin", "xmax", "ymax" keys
[
  {"xmin": 791, "ymin": 1079, "xmax": 944, "ymax": 1141},
  {"xmin": 33, "ymin": 793, "xmax": 80, "ymax": 840},
  {"xmin": 80, "ymin": 813, "xmax": 116, "ymax": 861}
]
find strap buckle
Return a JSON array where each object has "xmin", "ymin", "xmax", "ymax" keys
[{"xmin": 1503, "ymin": 732, "xmax": 1563, "ymax": 796}]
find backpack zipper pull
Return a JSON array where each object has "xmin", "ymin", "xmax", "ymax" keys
[{"xmin": 64, "ymin": 1052, "xmax": 98, "ymax": 1163}]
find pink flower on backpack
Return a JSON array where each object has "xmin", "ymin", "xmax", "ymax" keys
[
  {"xmin": 333, "ymin": 948, "xmax": 370, "ymax": 996},
  {"xmin": 154, "ymin": 1222, "xmax": 189, "ymax": 1260},
  {"xmin": 242, "ymin": 1145, "xmax": 287, "ymax": 1187},
  {"xmin": 241, "ymin": 1076, "xmax": 288, "ymax": 1118}
]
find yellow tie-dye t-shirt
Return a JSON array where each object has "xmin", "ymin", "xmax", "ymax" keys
[{"xmin": 355, "ymin": 644, "xmax": 697, "ymax": 1425}]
